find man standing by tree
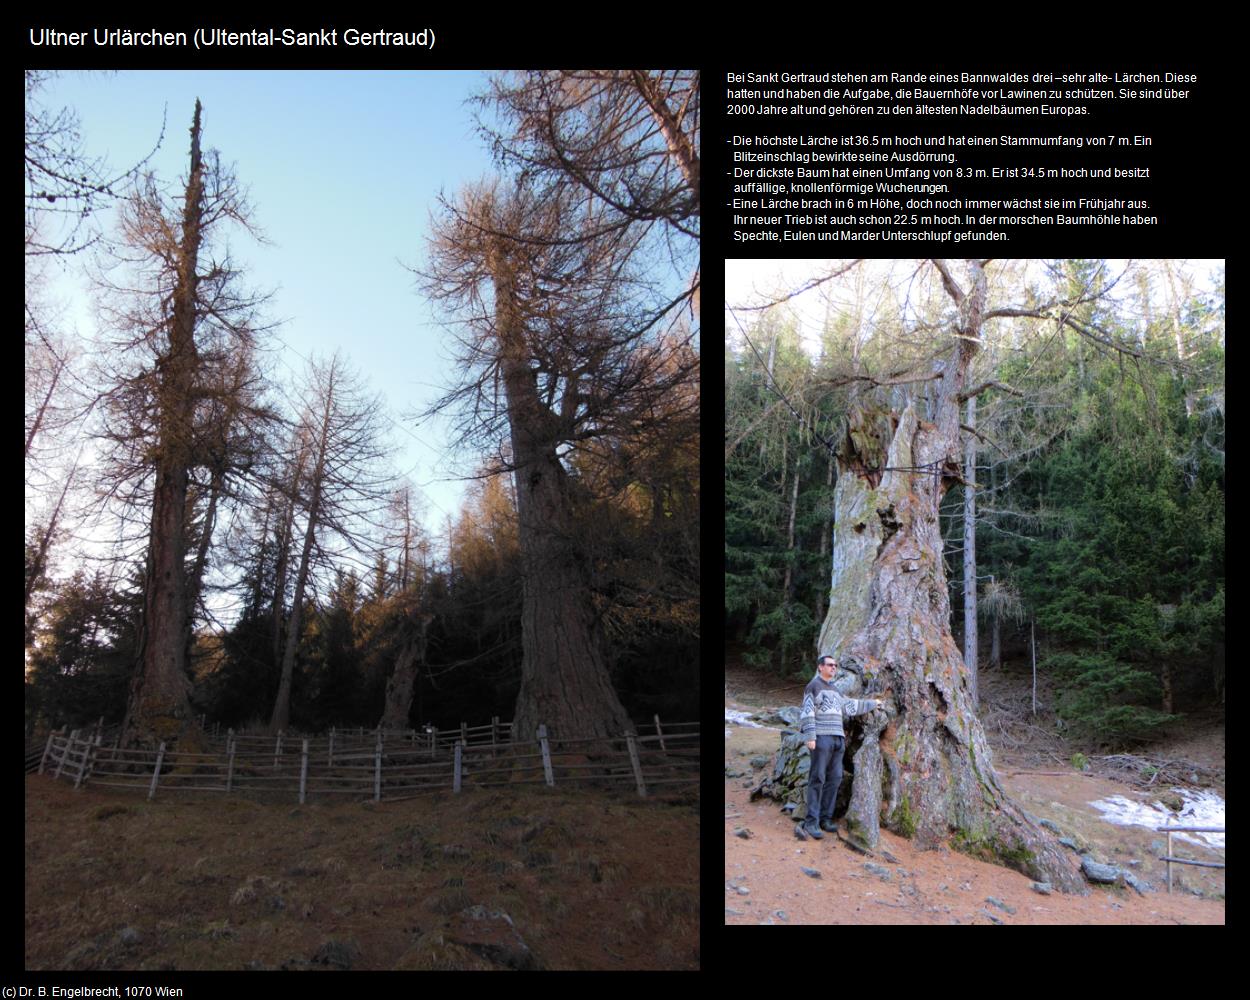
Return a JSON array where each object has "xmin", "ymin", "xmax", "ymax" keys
[{"xmin": 797, "ymin": 654, "xmax": 882, "ymax": 841}]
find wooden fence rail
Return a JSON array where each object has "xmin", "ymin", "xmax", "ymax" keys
[
  {"xmin": 36, "ymin": 722, "xmax": 699, "ymax": 804},
  {"xmin": 1154, "ymin": 824, "xmax": 1226, "ymax": 893}
]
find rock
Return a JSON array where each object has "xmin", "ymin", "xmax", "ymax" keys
[
  {"xmin": 774, "ymin": 707, "xmax": 802, "ymax": 727},
  {"xmin": 725, "ymin": 766, "xmax": 746, "ymax": 778},
  {"xmin": 749, "ymin": 756, "xmax": 770, "ymax": 770},
  {"xmin": 801, "ymin": 867, "xmax": 821, "ymax": 878},
  {"xmin": 1080, "ymin": 858, "xmax": 1123, "ymax": 885},
  {"xmin": 880, "ymin": 850, "xmax": 901, "ymax": 864},
  {"xmin": 863, "ymin": 863, "xmax": 892, "ymax": 882},
  {"xmin": 1038, "ymin": 819, "xmax": 1063, "ymax": 834},
  {"xmin": 979, "ymin": 909, "xmax": 1005, "ymax": 925},
  {"xmin": 733, "ymin": 827, "xmax": 753, "ymax": 839},
  {"xmin": 1030, "ymin": 882, "xmax": 1053, "ymax": 895},
  {"xmin": 1150, "ymin": 840, "xmax": 1165, "ymax": 854},
  {"xmin": 312, "ymin": 939, "xmax": 360, "ymax": 970},
  {"xmin": 1127, "ymin": 860, "xmax": 1142, "ymax": 868},
  {"xmin": 1157, "ymin": 791, "xmax": 1185, "ymax": 812},
  {"xmin": 725, "ymin": 908, "xmax": 745, "ymax": 917},
  {"xmin": 773, "ymin": 910, "xmax": 789, "ymax": 921},
  {"xmin": 1058, "ymin": 837, "xmax": 1081, "ymax": 851},
  {"xmin": 447, "ymin": 906, "xmax": 537, "ymax": 971},
  {"xmin": 1123, "ymin": 873, "xmax": 1153, "ymax": 896},
  {"xmin": 985, "ymin": 897, "xmax": 1016, "ymax": 915},
  {"xmin": 117, "ymin": 926, "xmax": 142, "ymax": 946}
]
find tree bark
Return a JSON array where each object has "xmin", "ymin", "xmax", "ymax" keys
[
  {"xmin": 488, "ymin": 239, "xmax": 632, "ymax": 744},
  {"xmin": 814, "ymin": 260, "xmax": 1085, "ymax": 893},
  {"xmin": 782, "ymin": 454, "xmax": 800, "ymax": 602},
  {"xmin": 379, "ymin": 614, "xmax": 434, "ymax": 730},
  {"xmin": 963, "ymin": 394, "xmax": 978, "ymax": 707}
]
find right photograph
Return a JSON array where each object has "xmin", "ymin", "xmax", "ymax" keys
[{"xmin": 725, "ymin": 258, "xmax": 1225, "ymax": 925}]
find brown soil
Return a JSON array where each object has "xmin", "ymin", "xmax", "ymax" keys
[
  {"xmin": 26, "ymin": 775, "xmax": 698, "ymax": 970},
  {"xmin": 726, "ymin": 665, "xmax": 1225, "ymax": 926}
]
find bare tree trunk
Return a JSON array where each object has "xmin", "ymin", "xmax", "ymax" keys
[
  {"xmin": 25, "ymin": 453, "xmax": 78, "ymax": 624},
  {"xmin": 815, "ymin": 260, "xmax": 1084, "ymax": 893},
  {"xmin": 270, "ymin": 376, "xmax": 335, "ymax": 734},
  {"xmin": 489, "ymin": 239, "xmax": 632, "ymax": 744},
  {"xmin": 963, "ymin": 394, "xmax": 978, "ymax": 707},
  {"xmin": 782, "ymin": 453, "xmax": 800, "ymax": 601},
  {"xmin": 24, "ymin": 350, "xmax": 64, "ymax": 460}
]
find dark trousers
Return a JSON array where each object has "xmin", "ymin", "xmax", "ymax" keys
[{"xmin": 806, "ymin": 734, "xmax": 845, "ymax": 826}]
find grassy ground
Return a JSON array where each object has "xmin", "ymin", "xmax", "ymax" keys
[{"xmin": 25, "ymin": 774, "xmax": 698, "ymax": 971}]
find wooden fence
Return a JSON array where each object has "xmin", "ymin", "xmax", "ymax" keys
[
  {"xmin": 1155, "ymin": 823, "xmax": 1226, "ymax": 893},
  {"xmin": 35, "ymin": 718, "xmax": 698, "ymax": 803}
]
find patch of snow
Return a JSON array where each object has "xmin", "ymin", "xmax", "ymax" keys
[
  {"xmin": 1088, "ymin": 789, "xmax": 1225, "ymax": 849},
  {"xmin": 725, "ymin": 709, "xmax": 765, "ymax": 739}
]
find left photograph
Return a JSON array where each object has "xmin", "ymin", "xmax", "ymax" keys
[{"xmin": 26, "ymin": 69, "xmax": 699, "ymax": 971}]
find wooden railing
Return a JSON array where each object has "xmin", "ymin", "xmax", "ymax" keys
[
  {"xmin": 1155, "ymin": 824, "xmax": 1226, "ymax": 893},
  {"xmin": 36, "ymin": 719, "xmax": 699, "ymax": 803}
]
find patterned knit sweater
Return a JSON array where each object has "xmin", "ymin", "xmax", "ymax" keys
[{"xmin": 799, "ymin": 676, "xmax": 878, "ymax": 739}]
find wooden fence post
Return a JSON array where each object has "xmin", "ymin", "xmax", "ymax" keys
[
  {"xmin": 55, "ymin": 730, "xmax": 78, "ymax": 780},
  {"xmin": 454, "ymin": 741, "xmax": 463, "ymax": 793},
  {"xmin": 654, "ymin": 715, "xmax": 667, "ymax": 752},
  {"xmin": 491, "ymin": 716, "xmax": 499, "ymax": 755},
  {"xmin": 274, "ymin": 731, "xmax": 283, "ymax": 770},
  {"xmin": 226, "ymin": 732, "xmax": 236, "ymax": 793},
  {"xmin": 461, "ymin": 721, "xmax": 468, "ymax": 747},
  {"xmin": 625, "ymin": 730, "xmax": 647, "ymax": 797},
  {"xmin": 96, "ymin": 716, "xmax": 105, "ymax": 745},
  {"xmin": 328, "ymin": 727, "xmax": 335, "ymax": 767},
  {"xmin": 537, "ymin": 725, "xmax": 554, "ymax": 787},
  {"xmin": 300, "ymin": 739, "xmax": 309, "ymax": 804},
  {"xmin": 1167, "ymin": 827, "xmax": 1174, "ymax": 893},
  {"xmin": 39, "ymin": 732, "xmax": 55, "ymax": 774},
  {"xmin": 148, "ymin": 742, "xmax": 166, "ymax": 801},
  {"xmin": 374, "ymin": 734, "xmax": 383, "ymax": 803},
  {"xmin": 73, "ymin": 733, "xmax": 94, "ymax": 789}
]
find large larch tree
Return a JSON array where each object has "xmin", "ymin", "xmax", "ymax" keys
[{"xmin": 813, "ymin": 259, "xmax": 1087, "ymax": 892}]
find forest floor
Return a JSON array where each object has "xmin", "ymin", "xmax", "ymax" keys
[
  {"xmin": 25, "ymin": 776, "xmax": 698, "ymax": 970},
  {"xmin": 725, "ymin": 662, "xmax": 1225, "ymax": 926}
]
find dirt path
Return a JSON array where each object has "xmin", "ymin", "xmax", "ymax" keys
[{"xmin": 725, "ymin": 670, "xmax": 1225, "ymax": 926}]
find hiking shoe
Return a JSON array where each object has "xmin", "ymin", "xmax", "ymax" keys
[
  {"xmin": 820, "ymin": 819, "xmax": 838, "ymax": 833},
  {"xmin": 794, "ymin": 823, "xmax": 808, "ymax": 841},
  {"xmin": 804, "ymin": 822, "xmax": 823, "ymax": 839}
]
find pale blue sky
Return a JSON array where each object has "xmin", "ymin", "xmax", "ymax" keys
[{"xmin": 32, "ymin": 69, "xmax": 502, "ymax": 545}]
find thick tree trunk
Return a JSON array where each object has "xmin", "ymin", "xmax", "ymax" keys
[
  {"xmin": 489, "ymin": 240, "xmax": 632, "ymax": 745},
  {"xmin": 379, "ymin": 614, "xmax": 433, "ymax": 730},
  {"xmin": 122, "ymin": 102, "xmax": 205, "ymax": 749},
  {"xmin": 814, "ymin": 261, "xmax": 1085, "ymax": 893}
]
